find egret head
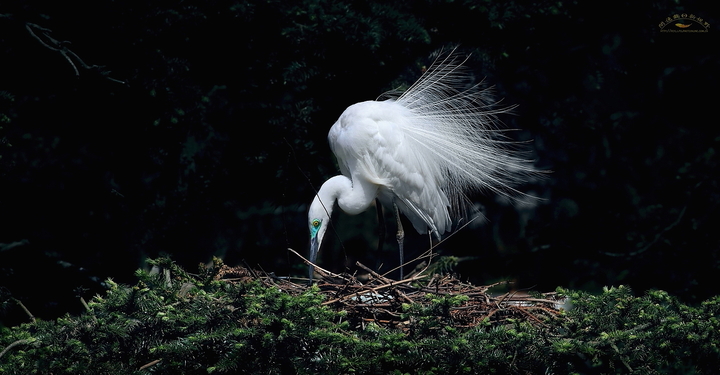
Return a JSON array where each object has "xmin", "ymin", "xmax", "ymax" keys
[{"xmin": 307, "ymin": 193, "xmax": 334, "ymax": 281}]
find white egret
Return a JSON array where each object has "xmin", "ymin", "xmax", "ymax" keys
[{"xmin": 307, "ymin": 52, "xmax": 539, "ymax": 282}]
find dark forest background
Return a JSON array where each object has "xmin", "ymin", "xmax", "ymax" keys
[{"xmin": 1, "ymin": 0, "xmax": 718, "ymax": 326}]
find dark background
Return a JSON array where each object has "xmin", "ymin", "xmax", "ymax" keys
[{"xmin": 1, "ymin": 0, "xmax": 718, "ymax": 326}]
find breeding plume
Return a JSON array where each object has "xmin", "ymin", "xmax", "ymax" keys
[{"xmin": 307, "ymin": 52, "xmax": 538, "ymax": 281}]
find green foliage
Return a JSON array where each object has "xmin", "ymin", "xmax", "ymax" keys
[
  {"xmin": 555, "ymin": 286, "xmax": 720, "ymax": 374},
  {"xmin": 1, "ymin": 259, "xmax": 342, "ymax": 374},
  {"xmin": 1, "ymin": 261, "xmax": 719, "ymax": 374},
  {"xmin": 402, "ymin": 293, "xmax": 469, "ymax": 338}
]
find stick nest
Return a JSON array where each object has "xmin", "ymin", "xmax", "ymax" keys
[{"xmin": 213, "ymin": 258, "xmax": 567, "ymax": 333}]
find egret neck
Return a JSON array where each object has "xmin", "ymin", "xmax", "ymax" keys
[{"xmin": 308, "ymin": 175, "xmax": 379, "ymax": 281}]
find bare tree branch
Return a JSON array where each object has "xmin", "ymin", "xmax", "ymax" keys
[{"xmin": 25, "ymin": 22, "xmax": 127, "ymax": 85}]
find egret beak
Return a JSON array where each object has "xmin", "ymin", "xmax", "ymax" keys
[{"xmin": 308, "ymin": 236, "xmax": 319, "ymax": 283}]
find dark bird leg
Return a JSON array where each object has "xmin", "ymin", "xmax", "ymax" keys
[
  {"xmin": 393, "ymin": 202, "xmax": 405, "ymax": 279},
  {"xmin": 376, "ymin": 198, "xmax": 385, "ymax": 255}
]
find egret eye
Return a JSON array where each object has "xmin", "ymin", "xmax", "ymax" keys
[{"xmin": 312, "ymin": 219, "xmax": 320, "ymax": 228}]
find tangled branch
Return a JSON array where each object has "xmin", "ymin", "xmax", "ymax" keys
[{"xmin": 25, "ymin": 22, "xmax": 127, "ymax": 85}]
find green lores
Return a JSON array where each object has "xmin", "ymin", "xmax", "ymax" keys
[{"xmin": 310, "ymin": 218, "xmax": 322, "ymax": 238}]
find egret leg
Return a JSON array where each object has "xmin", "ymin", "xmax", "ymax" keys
[
  {"xmin": 393, "ymin": 202, "xmax": 405, "ymax": 279},
  {"xmin": 376, "ymin": 198, "xmax": 385, "ymax": 255}
]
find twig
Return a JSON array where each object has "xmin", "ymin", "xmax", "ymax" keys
[
  {"xmin": 14, "ymin": 298, "xmax": 36, "ymax": 323},
  {"xmin": 79, "ymin": 296, "xmax": 99, "ymax": 323},
  {"xmin": 25, "ymin": 22, "xmax": 127, "ymax": 85},
  {"xmin": 602, "ymin": 206, "xmax": 687, "ymax": 257},
  {"xmin": 394, "ymin": 288, "xmax": 416, "ymax": 304},
  {"xmin": 322, "ymin": 274, "xmax": 428, "ymax": 305},
  {"xmin": 239, "ymin": 259, "xmax": 263, "ymax": 281},
  {"xmin": 139, "ymin": 359, "xmax": 162, "ymax": 370},
  {"xmin": 355, "ymin": 261, "xmax": 393, "ymax": 284},
  {"xmin": 611, "ymin": 343, "xmax": 633, "ymax": 372},
  {"xmin": 287, "ymin": 247, "xmax": 347, "ymax": 281},
  {"xmin": 0, "ymin": 239, "xmax": 29, "ymax": 252}
]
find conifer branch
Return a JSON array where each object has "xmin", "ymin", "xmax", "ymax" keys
[{"xmin": 0, "ymin": 339, "xmax": 34, "ymax": 359}]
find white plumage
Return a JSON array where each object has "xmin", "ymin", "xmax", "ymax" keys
[{"xmin": 307, "ymin": 52, "xmax": 539, "ymax": 281}]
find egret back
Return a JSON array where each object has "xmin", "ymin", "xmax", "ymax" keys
[
  {"xmin": 378, "ymin": 53, "xmax": 539, "ymax": 224},
  {"xmin": 329, "ymin": 100, "xmax": 452, "ymax": 237}
]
